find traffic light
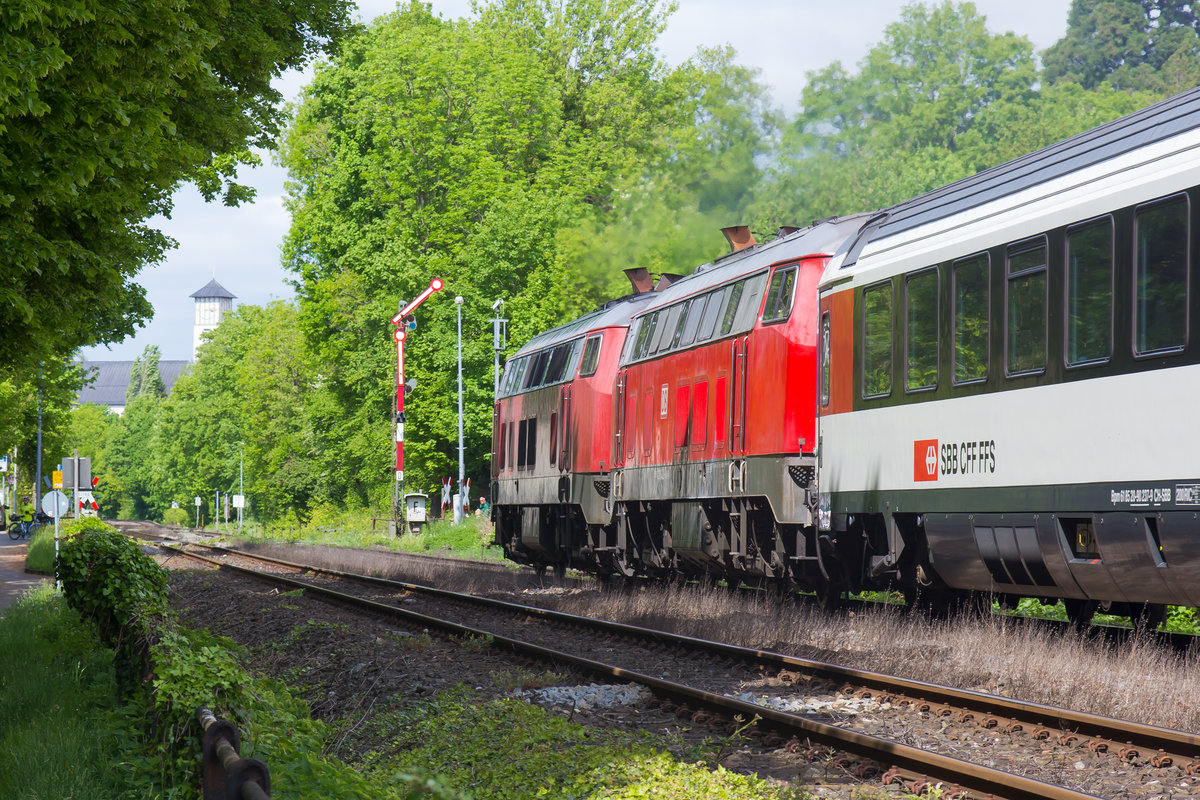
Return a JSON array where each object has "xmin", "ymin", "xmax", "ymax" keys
[
  {"xmin": 402, "ymin": 314, "xmax": 417, "ymax": 331},
  {"xmin": 404, "ymin": 377, "xmax": 417, "ymax": 396}
]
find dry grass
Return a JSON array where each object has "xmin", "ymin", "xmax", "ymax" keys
[
  {"xmin": 551, "ymin": 582, "xmax": 1200, "ymax": 733},
  {"xmin": 240, "ymin": 543, "xmax": 1200, "ymax": 733}
]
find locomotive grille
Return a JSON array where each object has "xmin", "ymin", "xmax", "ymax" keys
[
  {"xmin": 593, "ymin": 480, "xmax": 611, "ymax": 498},
  {"xmin": 788, "ymin": 465, "xmax": 815, "ymax": 488}
]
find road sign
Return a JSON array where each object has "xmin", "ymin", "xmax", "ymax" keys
[
  {"xmin": 194, "ymin": 496, "xmax": 202, "ymax": 507},
  {"xmin": 41, "ymin": 490, "xmax": 69, "ymax": 519},
  {"xmin": 52, "ymin": 470, "xmax": 63, "ymax": 489},
  {"xmin": 232, "ymin": 494, "xmax": 245, "ymax": 509}
]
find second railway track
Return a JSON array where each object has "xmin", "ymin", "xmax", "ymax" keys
[{"xmin": 146, "ymin": 535, "xmax": 1200, "ymax": 799}]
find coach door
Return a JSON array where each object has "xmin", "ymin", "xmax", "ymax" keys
[{"xmin": 613, "ymin": 369, "xmax": 627, "ymax": 468}]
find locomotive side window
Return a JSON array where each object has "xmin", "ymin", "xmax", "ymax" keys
[
  {"xmin": 696, "ymin": 286, "xmax": 727, "ymax": 342},
  {"xmin": 678, "ymin": 294, "xmax": 708, "ymax": 347},
  {"xmin": 1134, "ymin": 194, "xmax": 1189, "ymax": 355},
  {"xmin": 730, "ymin": 272, "xmax": 768, "ymax": 333},
  {"xmin": 905, "ymin": 267, "xmax": 939, "ymax": 391},
  {"xmin": 669, "ymin": 302, "xmax": 691, "ymax": 349},
  {"xmin": 761, "ymin": 266, "xmax": 798, "ymax": 323},
  {"xmin": 635, "ymin": 312, "xmax": 660, "ymax": 359},
  {"xmin": 820, "ymin": 312, "xmax": 831, "ymax": 406},
  {"xmin": 719, "ymin": 281, "xmax": 746, "ymax": 337},
  {"xmin": 953, "ymin": 254, "xmax": 989, "ymax": 384},
  {"xmin": 517, "ymin": 419, "xmax": 528, "ymax": 468},
  {"xmin": 654, "ymin": 303, "xmax": 683, "ymax": 354},
  {"xmin": 862, "ymin": 281, "xmax": 893, "ymax": 398},
  {"xmin": 1065, "ymin": 217, "xmax": 1113, "ymax": 366},
  {"xmin": 1006, "ymin": 237, "xmax": 1047, "ymax": 376},
  {"xmin": 579, "ymin": 334, "xmax": 603, "ymax": 376}
]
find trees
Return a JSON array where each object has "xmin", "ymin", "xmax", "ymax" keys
[
  {"xmin": 0, "ymin": 0, "xmax": 355, "ymax": 373},
  {"xmin": 279, "ymin": 0, "xmax": 751, "ymax": 501},
  {"xmin": 1043, "ymin": 0, "xmax": 1200, "ymax": 92}
]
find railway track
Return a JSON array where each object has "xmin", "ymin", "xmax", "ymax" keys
[{"xmin": 145, "ymin": 536, "xmax": 1200, "ymax": 799}]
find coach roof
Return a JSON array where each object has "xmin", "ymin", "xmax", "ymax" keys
[{"xmin": 869, "ymin": 86, "xmax": 1200, "ymax": 244}]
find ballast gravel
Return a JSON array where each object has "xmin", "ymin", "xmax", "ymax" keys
[{"xmin": 513, "ymin": 682, "xmax": 652, "ymax": 709}]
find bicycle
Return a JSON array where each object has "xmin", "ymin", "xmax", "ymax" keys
[{"xmin": 7, "ymin": 511, "xmax": 49, "ymax": 540}]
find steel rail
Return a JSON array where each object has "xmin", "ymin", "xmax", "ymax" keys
[
  {"xmin": 171, "ymin": 540, "xmax": 1200, "ymax": 764},
  {"xmin": 164, "ymin": 543, "xmax": 1105, "ymax": 800}
]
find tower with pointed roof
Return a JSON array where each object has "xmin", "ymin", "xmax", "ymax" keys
[{"xmin": 190, "ymin": 278, "xmax": 236, "ymax": 359}]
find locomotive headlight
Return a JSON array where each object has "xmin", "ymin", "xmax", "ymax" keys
[{"xmin": 818, "ymin": 493, "xmax": 831, "ymax": 531}]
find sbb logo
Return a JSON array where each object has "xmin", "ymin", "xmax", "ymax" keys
[{"xmin": 914, "ymin": 439, "xmax": 938, "ymax": 482}]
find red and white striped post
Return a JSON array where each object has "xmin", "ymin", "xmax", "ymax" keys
[{"xmin": 390, "ymin": 278, "xmax": 444, "ymax": 489}]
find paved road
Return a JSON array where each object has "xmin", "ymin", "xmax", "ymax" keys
[{"xmin": 0, "ymin": 535, "xmax": 50, "ymax": 613}]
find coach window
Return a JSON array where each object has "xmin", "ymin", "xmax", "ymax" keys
[
  {"xmin": 678, "ymin": 294, "xmax": 708, "ymax": 348},
  {"xmin": 820, "ymin": 312, "xmax": 831, "ymax": 406},
  {"xmin": 761, "ymin": 266, "xmax": 798, "ymax": 323},
  {"xmin": 862, "ymin": 281, "xmax": 893, "ymax": 398},
  {"xmin": 579, "ymin": 334, "xmax": 603, "ymax": 376},
  {"xmin": 1006, "ymin": 237, "xmax": 1047, "ymax": 376},
  {"xmin": 905, "ymin": 267, "xmax": 939, "ymax": 391},
  {"xmin": 1134, "ymin": 194, "xmax": 1189, "ymax": 355},
  {"xmin": 953, "ymin": 254, "xmax": 989, "ymax": 384},
  {"xmin": 1066, "ymin": 217, "xmax": 1113, "ymax": 366}
]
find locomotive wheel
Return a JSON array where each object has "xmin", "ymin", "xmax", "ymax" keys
[
  {"xmin": 1129, "ymin": 603, "xmax": 1168, "ymax": 631},
  {"xmin": 815, "ymin": 576, "xmax": 845, "ymax": 612},
  {"xmin": 1063, "ymin": 598, "xmax": 1098, "ymax": 629}
]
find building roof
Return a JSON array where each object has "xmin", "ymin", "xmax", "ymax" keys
[
  {"xmin": 76, "ymin": 360, "xmax": 190, "ymax": 408},
  {"xmin": 189, "ymin": 278, "xmax": 236, "ymax": 299}
]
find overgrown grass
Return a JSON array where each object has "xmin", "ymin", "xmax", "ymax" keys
[
  {"xmin": 24, "ymin": 526, "xmax": 57, "ymax": 573},
  {"xmin": 224, "ymin": 509, "xmax": 505, "ymax": 562},
  {"xmin": 353, "ymin": 687, "xmax": 811, "ymax": 800},
  {"xmin": 0, "ymin": 586, "xmax": 124, "ymax": 799}
]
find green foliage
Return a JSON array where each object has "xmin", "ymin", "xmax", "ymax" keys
[
  {"xmin": 0, "ymin": 586, "xmax": 124, "ymax": 798},
  {"xmin": 0, "ymin": 0, "xmax": 357, "ymax": 373},
  {"xmin": 56, "ymin": 522, "xmax": 167, "ymax": 688},
  {"xmin": 362, "ymin": 688, "xmax": 803, "ymax": 799},
  {"xmin": 1043, "ymin": 0, "xmax": 1200, "ymax": 93},
  {"xmin": 24, "ymin": 525, "xmax": 56, "ymax": 573}
]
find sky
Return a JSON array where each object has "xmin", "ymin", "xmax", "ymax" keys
[{"xmin": 80, "ymin": 0, "xmax": 1074, "ymax": 363}]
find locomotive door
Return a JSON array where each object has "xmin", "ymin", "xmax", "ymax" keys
[
  {"xmin": 730, "ymin": 336, "xmax": 749, "ymax": 453},
  {"xmin": 613, "ymin": 369, "xmax": 627, "ymax": 468},
  {"xmin": 558, "ymin": 384, "xmax": 572, "ymax": 472}
]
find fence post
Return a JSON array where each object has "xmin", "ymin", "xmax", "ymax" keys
[{"xmin": 198, "ymin": 707, "xmax": 271, "ymax": 800}]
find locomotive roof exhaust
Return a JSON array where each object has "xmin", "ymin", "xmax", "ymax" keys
[
  {"xmin": 623, "ymin": 267, "xmax": 654, "ymax": 294},
  {"xmin": 721, "ymin": 225, "xmax": 756, "ymax": 253},
  {"xmin": 654, "ymin": 273, "xmax": 683, "ymax": 291}
]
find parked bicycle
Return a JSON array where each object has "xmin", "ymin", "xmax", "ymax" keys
[{"xmin": 7, "ymin": 511, "xmax": 50, "ymax": 540}]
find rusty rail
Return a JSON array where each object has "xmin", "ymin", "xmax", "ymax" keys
[{"xmin": 198, "ymin": 708, "xmax": 270, "ymax": 800}]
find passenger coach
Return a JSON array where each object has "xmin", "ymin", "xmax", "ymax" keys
[{"xmin": 816, "ymin": 88, "xmax": 1200, "ymax": 623}]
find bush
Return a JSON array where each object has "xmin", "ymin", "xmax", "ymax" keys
[
  {"xmin": 24, "ymin": 527, "xmax": 57, "ymax": 573},
  {"xmin": 57, "ymin": 522, "xmax": 168, "ymax": 689},
  {"xmin": 162, "ymin": 507, "xmax": 188, "ymax": 526}
]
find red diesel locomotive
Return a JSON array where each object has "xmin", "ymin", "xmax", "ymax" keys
[{"xmin": 492, "ymin": 218, "xmax": 867, "ymax": 594}]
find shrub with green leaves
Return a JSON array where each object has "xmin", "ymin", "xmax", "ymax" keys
[{"xmin": 57, "ymin": 522, "xmax": 168, "ymax": 688}]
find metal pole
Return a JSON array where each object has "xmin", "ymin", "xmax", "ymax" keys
[
  {"xmin": 455, "ymin": 295, "xmax": 464, "ymax": 523},
  {"xmin": 238, "ymin": 441, "xmax": 244, "ymax": 530},
  {"xmin": 35, "ymin": 362, "xmax": 42, "ymax": 511},
  {"xmin": 491, "ymin": 299, "xmax": 507, "ymax": 399}
]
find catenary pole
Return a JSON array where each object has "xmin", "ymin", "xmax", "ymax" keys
[{"xmin": 455, "ymin": 295, "xmax": 464, "ymax": 523}]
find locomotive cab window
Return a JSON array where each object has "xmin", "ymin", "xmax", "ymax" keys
[
  {"xmin": 953, "ymin": 254, "xmax": 989, "ymax": 384},
  {"xmin": 1134, "ymin": 194, "xmax": 1189, "ymax": 356},
  {"xmin": 761, "ymin": 266, "xmax": 798, "ymax": 323},
  {"xmin": 696, "ymin": 286, "xmax": 728, "ymax": 342},
  {"xmin": 1066, "ymin": 217, "xmax": 1113, "ymax": 366},
  {"xmin": 862, "ymin": 280, "xmax": 893, "ymax": 398},
  {"xmin": 1006, "ymin": 237, "xmax": 1047, "ymax": 376},
  {"xmin": 579, "ymin": 333, "xmax": 603, "ymax": 376},
  {"xmin": 905, "ymin": 267, "xmax": 939, "ymax": 391}
]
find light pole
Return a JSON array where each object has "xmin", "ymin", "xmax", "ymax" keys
[
  {"xmin": 491, "ymin": 298, "xmax": 507, "ymax": 399},
  {"xmin": 238, "ymin": 441, "xmax": 244, "ymax": 531},
  {"xmin": 455, "ymin": 295, "xmax": 465, "ymax": 523}
]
